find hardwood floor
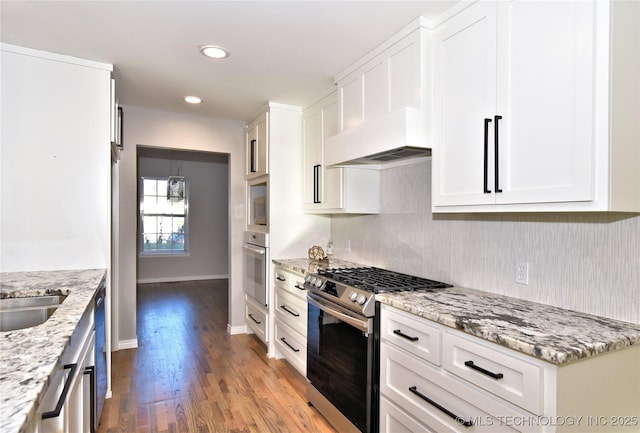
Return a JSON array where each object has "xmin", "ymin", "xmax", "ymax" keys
[{"xmin": 97, "ymin": 280, "xmax": 337, "ymax": 433}]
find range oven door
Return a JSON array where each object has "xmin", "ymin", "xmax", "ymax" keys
[
  {"xmin": 243, "ymin": 242, "xmax": 267, "ymax": 305},
  {"xmin": 307, "ymin": 293, "xmax": 375, "ymax": 433}
]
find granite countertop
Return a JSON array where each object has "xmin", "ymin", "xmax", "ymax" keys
[
  {"xmin": 376, "ymin": 287, "xmax": 640, "ymax": 366},
  {"xmin": 274, "ymin": 257, "xmax": 640, "ymax": 366},
  {"xmin": 272, "ymin": 257, "xmax": 364, "ymax": 275},
  {"xmin": 0, "ymin": 268, "xmax": 106, "ymax": 433}
]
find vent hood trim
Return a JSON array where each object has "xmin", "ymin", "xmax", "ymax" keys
[{"xmin": 325, "ymin": 107, "xmax": 430, "ymax": 167}]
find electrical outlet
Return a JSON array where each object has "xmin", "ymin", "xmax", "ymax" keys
[{"xmin": 516, "ymin": 261, "xmax": 529, "ymax": 285}]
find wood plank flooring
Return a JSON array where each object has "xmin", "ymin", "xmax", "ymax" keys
[{"xmin": 97, "ymin": 280, "xmax": 337, "ymax": 433}]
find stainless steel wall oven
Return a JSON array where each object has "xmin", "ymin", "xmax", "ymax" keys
[{"xmin": 243, "ymin": 231, "xmax": 269, "ymax": 306}]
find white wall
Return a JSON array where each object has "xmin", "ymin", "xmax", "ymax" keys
[
  {"xmin": 115, "ymin": 105, "xmax": 245, "ymax": 349},
  {"xmin": 331, "ymin": 159, "xmax": 640, "ymax": 325},
  {"xmin": 137, "ymin": 152, "xmax": 229, "ymax": 283}
]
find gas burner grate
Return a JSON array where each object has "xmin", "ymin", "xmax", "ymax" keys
[{"xmin": 318, "ymin": 267, "xmax": 452, "ymax": 293}]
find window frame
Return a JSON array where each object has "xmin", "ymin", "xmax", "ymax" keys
[{"xmin": 138, "ymin": 176, "xmax": 190, "ymax": 256}]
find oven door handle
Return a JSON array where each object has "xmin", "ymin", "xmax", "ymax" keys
[
  {"xmin": 307, "ymin": 293, "xmax": 371, "ymax": 334},
  {"xmin": 243, "ymin": 245, "xmax": 265, "ymax": 255}
]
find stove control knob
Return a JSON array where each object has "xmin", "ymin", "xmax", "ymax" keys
[
  {"xmin": 314, "ymin": 278, "xmax": 324, "ymax": 288},
  {"xmin": 349, "ymin": 292, "xmax": 358, "ymax": 302},
  {"xmin": 356, "ymin": 294, "xmax": 367, "ymax": 305}
]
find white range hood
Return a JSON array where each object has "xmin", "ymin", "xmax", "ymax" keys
[{"xmin": 324, "ymin": 107, "xmax": 430, "ymax": 167}]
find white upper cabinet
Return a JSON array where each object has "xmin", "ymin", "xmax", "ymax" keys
[
  {"xmin": 324, "ymin": 18, "xmax": 431, "ymax": 167},
  {"xmin": 303, "ymin": 90, "xmax": 380, "ymax": 213},
  {"xmin": 432, "ymin": 0, "xmax": 640, "ymax": 212},
  {"xmin": 245, "ymin": 110, "xmax": 268, "ymax": 179}
]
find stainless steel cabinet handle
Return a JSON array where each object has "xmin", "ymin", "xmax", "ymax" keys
[{"xmin": 42, "ymin": 363, "xmax": 78, "ymax": 419}]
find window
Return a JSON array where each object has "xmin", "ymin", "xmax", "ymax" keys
[{"xmin": 139, "ymin": 177, "xmax": 188, "ymax": 254}]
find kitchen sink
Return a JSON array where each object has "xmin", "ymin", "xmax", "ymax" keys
[{"xmin": 0, "ymin": 295, "xmax": 67, "ymax": 332}]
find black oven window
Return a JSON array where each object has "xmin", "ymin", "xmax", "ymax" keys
[{"xmin": 307, "ymin": 305, "xmax": 371, "ymax": 432}]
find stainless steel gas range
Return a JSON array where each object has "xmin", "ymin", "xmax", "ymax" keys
[{"xmin": 304, "ymin": 266, "xmax": 451, "ymax": 433}]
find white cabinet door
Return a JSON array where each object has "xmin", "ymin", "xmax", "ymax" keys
[
  {"xmin": 495, "ymin": 0, "xmax": 596, "ymax": 205},
  {"xmin": 246, "ymin": 111, "xmax": 268, "ymax": 179},
  {"xmin": 432, "ymin": 0, "xmax": 603, "ymax": 211},
  {"xmin": 432, "ymin": 1, "xmax": 498, "ymax": 207},
  {"xmin": 303, "ymin": 91, "xmax": 379, "ymax": 213}
]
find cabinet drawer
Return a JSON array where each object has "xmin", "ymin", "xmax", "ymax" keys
[
  {"xmin": 246, "ymin": 299, "xmax": 268, "ymax": 343},
  {"xmin": 274, "ymin": 267, "xmax": 307, "ymax": 300},
  {"xmin": 275, "ymin": 319, "xmax": 306, "ymax": 375},
  {"xmin": 275, "ymin": 288, "xmax": 307, "ymax": 334},
  {"xmin": 380, "ymin": 396, "xmax": 437, "ymax": 433},
  {"xmin": 381, "ymin": 342, "xmax": 535, "ymax": 433},
  {"xmin": 443, "ymin": 332, "xmax": 543, "ymax": 415},
  {"xmin": 381, "ymin": 305, "xmax": 442, "ymax": 366},
  {"xmin": 274, "ymin": 268, "xmax": 291, "ymax": 290}
]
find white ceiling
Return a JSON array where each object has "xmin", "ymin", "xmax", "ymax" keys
[{"xmin": 0, "ymin": 1, "xmax": 457, "ymax": 121}]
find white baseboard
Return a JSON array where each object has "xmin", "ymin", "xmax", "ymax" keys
[
  {"xmin": 136, "ymin": 274, "xmax": 229, "ymax": 284},
  {"xmin": 227, "ymin": 324, "xmax": 247, "ymax": 335},
  {"xmin": 117, "ymin": 338, "xmax": 139, "ymax": 350}
]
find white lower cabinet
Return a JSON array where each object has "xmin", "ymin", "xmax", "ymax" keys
[
  {"xmin": 36, "ymin": 306, "xmax": 95, "ymax": 433},
  {"xmin": 273, "ymin": 266, "xmax": 308, "ymax": 375},
  {"xmin": 245, "ymin": 295, "xmax": 268, "ymax": 344},
  {"xmin": 380, "ymin": 304, "xmax": 640, "ymax": 433}
]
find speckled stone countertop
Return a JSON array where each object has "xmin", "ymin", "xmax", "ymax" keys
[
  {"xmin": 0, "ymin": 268, "xmax": 106, "ymax": 433},
  {"xmin": 377, "ymin": 286, "xmax": 640, "ymax": 366},
  {"xmin": 272, "ymin": 257, "xmax": 363, "ymax": 275}
]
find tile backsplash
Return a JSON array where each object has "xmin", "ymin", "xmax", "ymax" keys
[{"xmin": 331, "ymin": 159, "xmax": 640, "ymax": 325}]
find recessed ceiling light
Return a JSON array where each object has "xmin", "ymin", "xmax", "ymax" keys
[
  {"xmin": 199, "ymin": 45, "xmax": 229, "ymax": 59},
  {"xmin": 184, "ymin": 96, "xmax": 202, "ymax": 104}
]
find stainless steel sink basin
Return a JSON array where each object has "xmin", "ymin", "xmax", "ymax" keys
[{"xmin": 0, "ymin": 295, "xmax": 67, "ymax": 331}]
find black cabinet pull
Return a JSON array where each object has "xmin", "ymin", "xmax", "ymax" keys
[
  {"xmin": 494, "ymin": 115, "xmax": 502, "ymax": 193},
  {"xmin": 280, "ymin": 337, "xmax": 300, "ymax": 352},
  {"xmin": 84, "ymin": 366, "xmax": 96, "ymax": 433},
  {"xmin": 294, "ymin": 284, "xmax": 305, "ymax": 291},
  {"xmin": 409, "ymin": 386, "xmax": 473, "ymax": 427},
  {"xmin": 464, "ymin": 360, "xmax": 504, "ymax": 379},
  {"xmin": 42, "ymin": 363, "xmax": 78, "ymax": 419},
  {"xmin": 276, "ymin": 276, "xmax": 286, "ymax": 282},
  {"xmin": 313, "ymin": 164, "xmax": 321, "ymax": 203},
  {"xmin": 483, "ymin": 118, "xmax": 492, "ymax": 193},
  {"xmin": 250, "ymin": 139, "xmax": 257, "ymax": 173},
  {"xmin": 393, "ymin": 329, "xmax": 419, "ymax": 342},
  {"xmin": 248, "ymin": 313, "xmax": 261, "ymax": 324},
  {"xmin": 280, "ymin": 304, "xmax": 300, "ymax": 317}
]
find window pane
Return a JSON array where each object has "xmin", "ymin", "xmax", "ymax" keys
[
  {"xmin": 140, "ymin": 176, "xmax": 188, "ymax": 254},
  {"xmin": 143, "ymin": 178, "xmax": 156, "ymax": 196}
]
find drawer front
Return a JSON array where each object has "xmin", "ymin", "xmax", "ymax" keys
[
  {"xmin": 275, "ymin": 319, "xmax": 307, "ymax": 375},
  {"xmin": 443, "ymin": 332, "xmax": 543, "ymax": 415},
  {"xmin": 380, "ymin": 396, "xmax": 438, "ymax": 433},
  {"xmin": 381, "ymin": 304, "xmax": 442, "ymax": 366},
  {"xmin": 274, "ymin": 267, "xmax": 307, "ymax": 301},
  {"xmin": 275, "ymin": 288, "xmax": 307, "ymax": 334},
  {"xmin": 274, "ymin": 267, "xmax": 291, "ymax": 290},
  {"xmin": 381, "ymin": 342, "xmax": 536, "ymax": 433},
  {"xmin": 246, "ymin": 300, "xmax": 268, "ymax": 343}
]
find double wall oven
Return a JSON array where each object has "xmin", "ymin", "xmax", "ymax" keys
[{"xmin": 305, "ymin": 267, "xmax": 451, "ymax": 433}]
